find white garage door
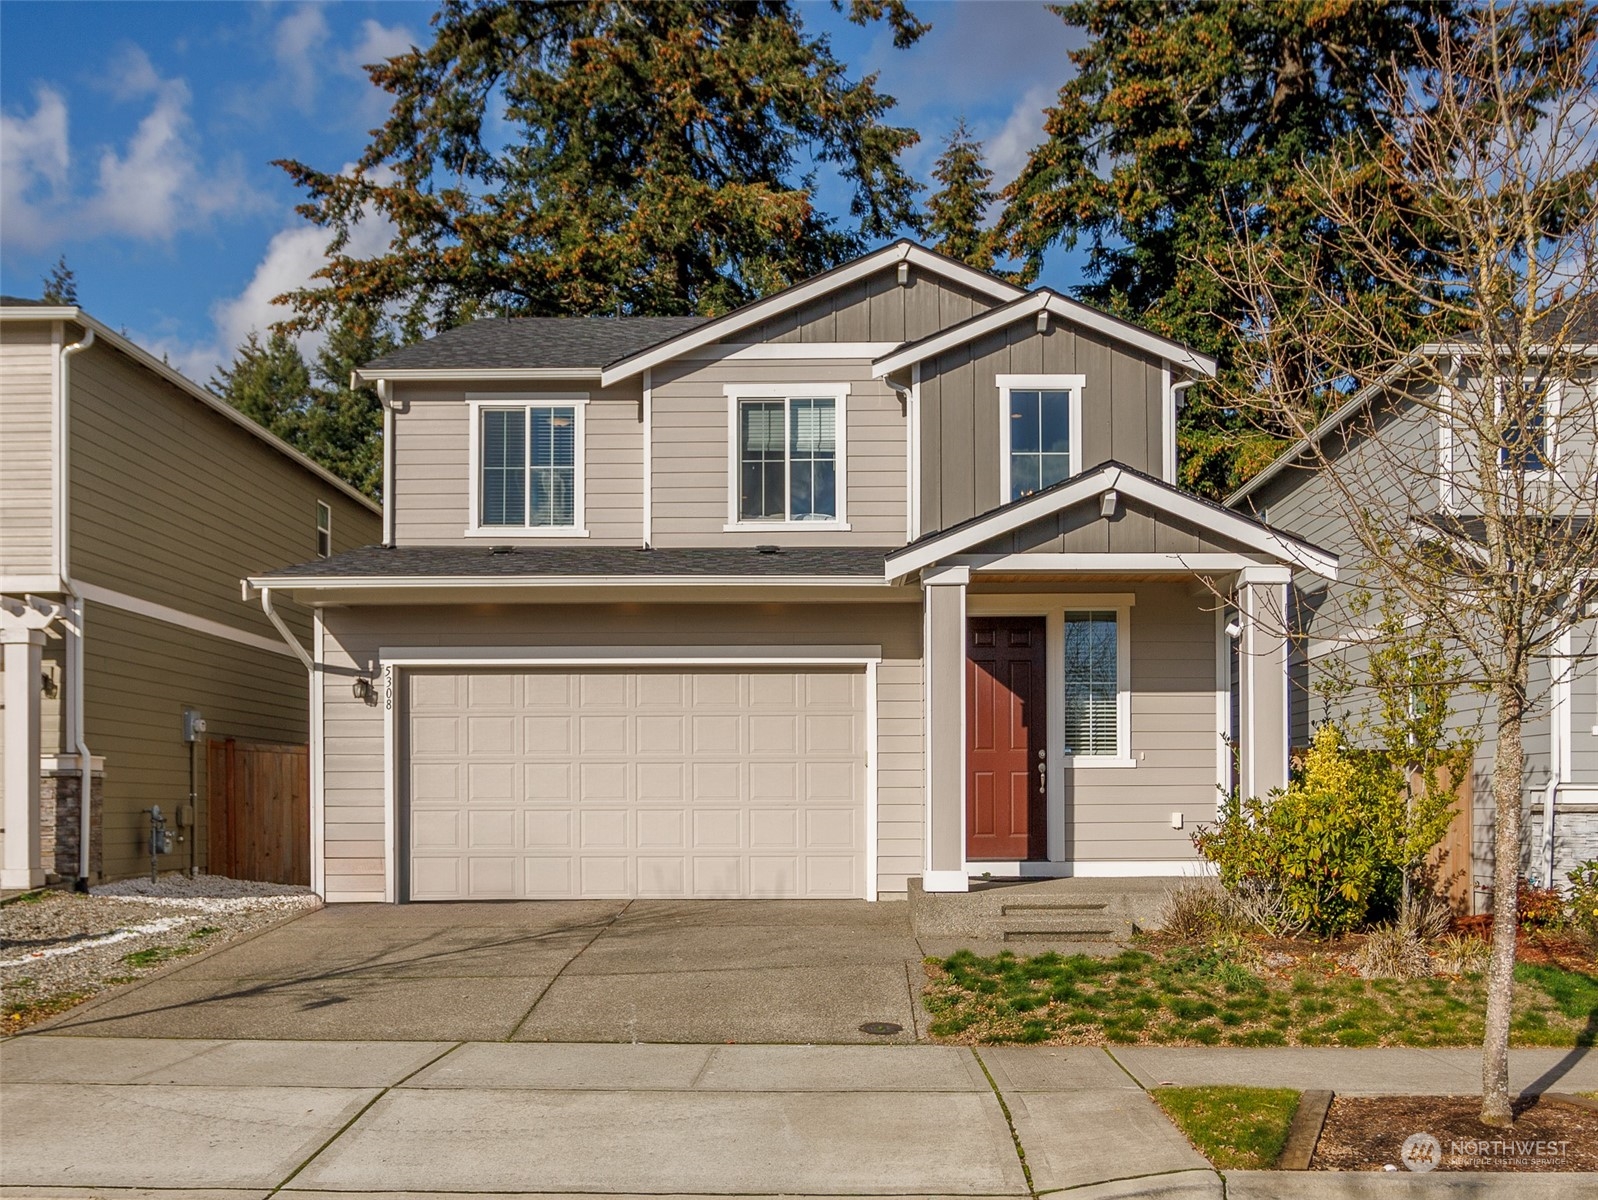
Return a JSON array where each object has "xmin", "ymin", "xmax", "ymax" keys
[{"xmin": 404, "ymin": 667, "xmax": 865, "ymax": 900}]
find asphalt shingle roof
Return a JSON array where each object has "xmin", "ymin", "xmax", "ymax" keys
[
  {"xmin": 259, "ymin": 544, "xmax": 895, "ymax": 581},
  {"xmin": 362, "ymin": 316, "xmax": 710, "ymax": 372}
]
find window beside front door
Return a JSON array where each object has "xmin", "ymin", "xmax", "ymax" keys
[
  {"xmin": 726, "ymin": 384, "xmax": 849, "ymax": 528},
  {"xmin": 1062, "ymin": 608, "xmax": 1130, "ymax": 763},
  {"xmin": 998, "ymin": 374, "xmax": 1085, "ymax": 503},
  {"xmin": 470, "ymin": 397, "xmax": 587, "ymax": 535}
]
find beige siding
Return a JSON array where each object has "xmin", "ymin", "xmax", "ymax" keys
[
  {"xmin": 67, "ymin": 338, "xmax": 378, "ymax": 650},
  {"xmin": 740, "ymin": 271, "xmax": 1003, "ymax": 345},
  {"xmin": 649, "ymin": 358, "xmax": 906, "ymax": 546},
  {"xmin": 919, "ymin": 320, "xmax": 1169, "ymax": 533},
  {"xmin": 1, "ymin": 322, "xmax": 57, "ymax": 577},
  {"xmin": 82, "ymin": 603, "xmax": 309, "ymax": 881},
  {"xmin": 1065, "ymin": 582, "xmax": 1222, "ymax": 862},
  {"xmin": 319, "ymin": 601, "xmax": 923, "ymax": 902},
  {"xmin": 993, "ymin": 496, "xmax": 1267, "ymax": 557},
  {"xmin": 391, "ymin": 380, "xmax": 643, "ymax": 546}
]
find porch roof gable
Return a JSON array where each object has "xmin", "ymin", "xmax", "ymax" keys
[{"xmin": 884, "ymin": 462, "xmax": 1338, "ymax": 582}]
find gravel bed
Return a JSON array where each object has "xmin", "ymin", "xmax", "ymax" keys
[{"xmin": 2, "ymin": 873, "xmax": 319, "ymax": 1031}]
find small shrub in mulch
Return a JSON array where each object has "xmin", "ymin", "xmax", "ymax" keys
[{"xmin": 1311, "ymin": 1094, "xmax": 1598, "ymax": 1172}]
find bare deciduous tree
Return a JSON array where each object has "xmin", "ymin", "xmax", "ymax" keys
[{"xmin": 1212, "ymin": 2, "xmax": 1597, "ymax": 1126}]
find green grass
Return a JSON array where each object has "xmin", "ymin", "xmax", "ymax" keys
[
  {"xmin": 1152, "ymin": 1086, "xmax": 1301, "ymax": 1169},
  {"xmin": 188, "ymin": 926, "xmax": 222, "ymax": 940},
  {"xmin": 922, "ymin": 947, "xmax": 1598, "ymax": 1047},
  {"xmin": 120, "ymin": 945, "xmax": 195, "ymax": 969}
]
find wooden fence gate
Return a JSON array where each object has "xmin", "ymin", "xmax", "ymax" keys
[{"xmin": 207, "ymin": 739, "xmax": 310, "ymax": 885}]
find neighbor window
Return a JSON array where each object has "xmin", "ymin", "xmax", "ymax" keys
[
  {"xmin": 1063, "ymin": 610, "xmax": 1122, "ymax": 757},
  {"xmin": 475, "ymin": 402, "xmax": 581, "ymax": 531},
  {"xmin": 315, "ymin": 501, "xmax": 332, "ymax": 558},
  {"xmin": 729, "ymin": 387, "xmax": 847, "ymax": 525},
  {"xmin": 1499, "ymin": 381, "xmax": 1551, "ymax": 473},
  {"xmin": 999, "ymin": 375, "xmax": 1084, "ymax": 502}
]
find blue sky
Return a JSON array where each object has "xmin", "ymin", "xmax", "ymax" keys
[{"xmin": 0, "ymin": 1, "xmax": 1086, "ymax": 384}]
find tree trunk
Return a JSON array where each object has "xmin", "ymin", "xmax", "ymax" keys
[{"xmin": 1481, "ymin": 677, "xmax": 1527, "ymax": 1127}]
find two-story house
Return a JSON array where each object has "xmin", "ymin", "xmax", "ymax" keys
[
  {"xmin": 1, "ymin": 298, "xmax": 381, "ymax": 889},
  {"xmin": 1228, "ymin": 314, "xmax": 1598, "ymax": 909},
  {"xmin": 246, "ymin": 242, "xmax": 1337, "ymax": 904}
]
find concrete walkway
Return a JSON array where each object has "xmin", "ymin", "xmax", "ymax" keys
[{"xmin": 2, "ymin": 1037, "xmax": 1593, "ymax": 1198}]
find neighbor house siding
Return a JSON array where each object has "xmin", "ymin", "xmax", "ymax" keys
[
  {"xmin": 82, "ymin": 603, "xmax": 308, "ymax": 881},
  {"xmin": 737, "ymin": 271, "xmax": 1003, "ymax": 345},
  {"xmin": 318, "ymin": 601, "xmax": 923, "ymax": 902},
  {"xmin": 1, "ymin": 321, "xmax": 57, "ymax": 578},
  {"xmin": 918, "ymin": 319, "xmax": 1169, "ymax": 533},
  {"xmin": 649, "ymin": 358, "xmax": 906, "ymax": 546},
  {"xmin": 390, "ymin": 380, "xmax": 644, "ymax": 546}
]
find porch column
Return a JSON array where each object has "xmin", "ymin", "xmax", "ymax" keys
[
  {"xmin": 923, "ymin": 566, "xmax": 969, "ymax": 892},
  {"xmin": 2, "ymin": 620, "xmax": 47, "ymax": 889},
  {"xmin": 1236, "ymin": 565, "xmax": 1291, "ymax": 801}
]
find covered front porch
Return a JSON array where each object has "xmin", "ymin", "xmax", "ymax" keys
[{"xmin": 891, "ymin": 463, "xmax": 1337, "ymax": 894}]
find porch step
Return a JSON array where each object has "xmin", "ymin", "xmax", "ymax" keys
[
  {"xmin": 910, "ymin": 878, "xmax": 1154, "ymax": 952},
  {"xmin": 998, "ymin": 914, "xmax": 1126, "ymax": 942}
]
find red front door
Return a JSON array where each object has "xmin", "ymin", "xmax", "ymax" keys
[{"xmin": 966, "ymin": 616, "xmax": 1048, "ymax": 861}]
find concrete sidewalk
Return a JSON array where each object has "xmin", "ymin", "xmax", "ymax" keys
[{"xmin": 3, "ymin": 1037, "xmax": 1594, "ymax": 1198}]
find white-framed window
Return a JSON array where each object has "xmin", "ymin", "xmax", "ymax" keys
[
  {"xmin": 723, "ymin": 383, "xmax": 850, "ymax": 529},
  {"xmin": 315, "ymin": 501, "xmax": 332, "ymax": 558},
  {"xmin": 1061, "ymin": 601, "xmax": 1132, "ymax": 766},
  {"xmin": 1497, "ymin": 376, "xmax": 1558, "ymax": 475},
  {"xmin": 466, "ymin": 394, "xmax": 588, "ymax": 536},
  {"xmin": 998, "ymin": 374, "xmax": 1085, "ymax": 503}
]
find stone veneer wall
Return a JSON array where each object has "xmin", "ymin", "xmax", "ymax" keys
[{"xmin": 40, "ymin": 767, "xmax": 103, "ymax": 881}]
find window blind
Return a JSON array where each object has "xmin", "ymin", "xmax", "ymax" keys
[
  {"xmin": 529, "ymin": 406, "xmax": 576, "ymax": 526},
  {"xmin": 1063, "ymin": 611, "xmax": 1119, "ymax": 756},
  {"xmin": 480, "ymin": 409, "xmax": 527, "ymax": 526}
]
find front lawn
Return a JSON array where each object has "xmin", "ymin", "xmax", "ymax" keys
[
  {"xmin": 1151, "ymin": 1086, "xmax": 1300, "ymax": 1169},
  {"xmin": 923, "ymin": 944, "xmax": 1598, "ymax": 1047}
]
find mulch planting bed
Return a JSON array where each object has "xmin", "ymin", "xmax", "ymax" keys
[{"xmin": 1311, "ymin": 1093, "xmax": 1598, "ymax": 1172}]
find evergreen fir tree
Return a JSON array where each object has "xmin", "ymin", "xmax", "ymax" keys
[{"xmin": 925, "ymin": 118, "xmax": 996, "ymax": 271}]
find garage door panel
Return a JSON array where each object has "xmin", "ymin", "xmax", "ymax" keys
[{"xmin": 406, "ymin": 668, "xmax": 864, "ymax": 900}]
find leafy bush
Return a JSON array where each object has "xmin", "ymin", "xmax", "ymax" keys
[
  {"xmin": 1567, "ymin": 860, "xmax": 1598, "ymax": 935},
  {"xmin": 1518, "ymin": 880, "xmax": 1566, "ymax": 930}
]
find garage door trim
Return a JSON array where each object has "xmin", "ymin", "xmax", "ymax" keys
[{"xmin": 378, "ymin": 644, "xmax": 883, "ymax": 902}]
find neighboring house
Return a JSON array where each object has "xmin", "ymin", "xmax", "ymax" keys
[
  {"xmin": 0, "ymin": 298, "xmax": 381, "ymax": 889},
  {"xmin": 1228, "ymin": 315, "xmax": 1598, "ymax": 909},
  {"xmin": 246, "ymin": 241, "xmax": 1337, "ymax": 904}
]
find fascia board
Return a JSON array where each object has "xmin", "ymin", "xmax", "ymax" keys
[
  {"xmin": 597, "ymin": 243, "xmax": 1026, "ymax": 387},
  {"xmin": 352, "ymin": 366, "xmax": 603, "ymax": 385},
  {"xmin": 4, "ymin": 306, "xmax": 380, "ymax": 514},
  {"xmin": 245, "ymin": 573, "xmax": 893, "ymax": 590}
]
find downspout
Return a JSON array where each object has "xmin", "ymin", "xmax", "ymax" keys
[
  {"xmin": 59, "ymin": 326, "xmax": 96, "ymax": 887},
  {"xmin": 885, "ymin": 377, "xmax": 915, "ymax": 542},
  {"xmin": 257, "ymin": 587, "xmax": 315, "ymax": 674},
  {"xmin": 375, "ymin": 378, "xmax": 396, "ymax": 548},
  {"xmin": 1169, "ymin": 377, "xmax": 1196, "ymax": 484}
]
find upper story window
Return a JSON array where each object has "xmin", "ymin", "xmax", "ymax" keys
[
  {"xmin": 724, "ymin": 384, "xmax": 850, "ymax": 529},
  {"xmin": 315, "ymin": 501, "xmax": 331, "ymax": 558},
  {"xmin": 468, "ymin": 395, "xmax": 587, "ymax": 536},
  {"xmin": 998, "ymin": 374, "xmax": 1085, "ymax": 502},
  {"xmin": 1498, "ymin": 379, "xmax": 1554, "ymax": 474}
]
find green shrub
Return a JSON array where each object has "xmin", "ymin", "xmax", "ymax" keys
[
  {"xmin": 1194, "ymin": 725, "xmax": 1409, "ymax": 935},
  {"xmin": 1518, "ymin": 880, "xmax": 1567, "ymax": 929},
  {"xmin": 1567, "ymin": 860, "xmax": 1598, "ymax": 935}
]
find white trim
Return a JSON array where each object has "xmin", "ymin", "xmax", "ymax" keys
[
  {"xmin": 1216, "ymin": 605, "xmax": 1231, "ymax": 804},
  {"xmin": 641, "ymin": 369, "xmax": 653, "ymax": 547},
  {"xmin": 0, "ymin": 576, "xmax": 61, "ymax": 594},
  {"xmin": 2, "ymin": 306, "xmax": 380, "ymax": 513},
  {"xmin": 311, "ymin": 612, "xmax": 326, "ymax": 898},
  {"xmin": 465, "ymin": 395, "xmax": 590, "ymax": 537},
  {"xmin": 251, "ymin": 573, "xmax": 891, "ymax": 591},
  {"xmin": 381, "ymin": 646, "xmax": 883, "ymax": 903},
  {"xmin": 1492, "ymin": 375, "xmax": 1562, "ymax": 479},
  {"xmin": 364, "ymin": 367, "xmax": 603, "ymax": 383},
  {"xmin": 1553, "ymin": 626, "xmax": 1573, "ymax": 782},
  {"xmin": 683, "ymin": 342, "xmax": 900, "ymax": 361},
  {"xmin": 921, "ymin": 870, "xmax": 971, "ymax": 892},
  {"xmin": 50, "ymin": 321, "xmax": 62, "ymax": 582},
  {"xmin": 1161, "ymin": 361, "xmax": 1176, "ymax": 484},
  {"xmin": 997, "ymin": 374, "xmax": 1086, "ymax": 506},
  {"xmin": 724, "ymin": 383, "xmax": 851, "ymax": 530},
  {"xmin": 872, "ymin": 291, "xmax": 1219, "ymax": 379},
  {"xmin": 599, "ymin": 242, "xmax": 1025, "ymax": 386},
  {"xmin": 886, "ymin": 465, "xmax": 1338, "ymax": 581},
  {"xmin": 908, "ymin": 363, "xmax": 922, "ymax": 542},
  {"xmin": 956, "ymin": 553, "xmax": 1261, "ymax": 573},
  {"xmin": 1060, "ymin": 600, "xmax": 1133, "ymax": 766},
  {"xmin": 73, "ymin": 581, "xmax": 297, "ymax": 658},
  {"xmin": 969, "ymin": 591, "xmax": 1136, "ymax": 612},
  {"xmin": 315, "ymin": 500, "xmax": 332, "ymax": 559}
]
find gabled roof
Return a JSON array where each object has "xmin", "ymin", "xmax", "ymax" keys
[
  {"xmin": 597, "ymin": 240, "xmax": 1026, "ymax": 387},
  {"xmin": 886, "ymin": 461, "xmax": 1337, "ymax": 582},
  {"xmin": 0, "ymin": 303, "xmax": 380, "ymax": 513},
  {"xmin": 357, "ymin": 315, "xmax": 708, "ymax": 378},
  {"xmin": 872, "ymin": 289, "xmax": 1217, "ymax": 379}
]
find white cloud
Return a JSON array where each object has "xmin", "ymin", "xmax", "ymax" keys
[
  {"xmin": 0, "ymin": 46, "xmax": 267, "ymax": 254},
  {"xmin": 274, "ymin": 5, "xmax": 332, "ymax": 112},
  {"xmin": 0, "ymin": 86, "xmax": 70, "ymax": 250},
  {"xmin": 344, "ymin": 18, "xmax": 415, "ymax": 74},
  {"xmin": 981, "ymin": 84, "xmax": 1056, "ymax": 191}
]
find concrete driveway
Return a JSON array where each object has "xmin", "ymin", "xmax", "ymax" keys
[{"xmin": 37, "ymin": 899, "xmax": 931, "ymax": 1043}]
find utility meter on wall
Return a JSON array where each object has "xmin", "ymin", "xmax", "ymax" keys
[{"xmin": 182, "ymin": 709, "xmax": 207, "ymax": 742}]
